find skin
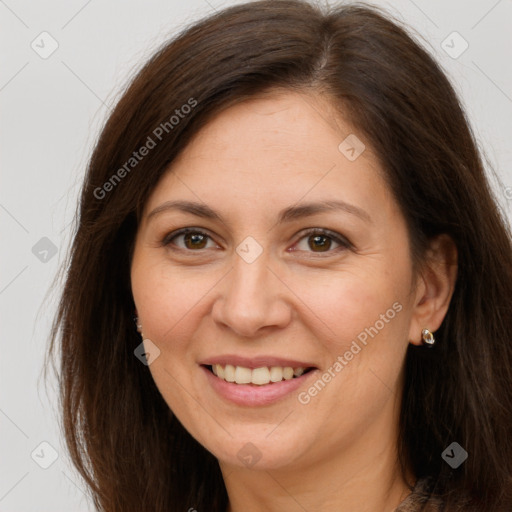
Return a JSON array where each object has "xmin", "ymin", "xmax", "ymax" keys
[{"xmin": 130, "ymin": 90, "xmax": 457, "ymax": 512}]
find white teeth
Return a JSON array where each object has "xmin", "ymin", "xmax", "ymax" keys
[
  {"xmin": 269, "ymin": 366, "xmax": 283, "ymax": 382},
  {"xmin": 251, "ymin": 367, "xmax": 270, "ymax": 385},
  {"xmin": 234, "ymin": 366, "xmax": 252, "ymax": 384},
  {"xmin": 210, "ymin": 364, "xmax": 308, "ymax": 385},
  {"xmin": 283, "ymin": 367, "xmax": 294, "ymax": 380},
  {"xmin": 215, "ymin": 364, "xmax": 225, "ymax": 379},
  {"xmin": 224, "ymin": 364, "xmax": 236, "ymax": 382}
]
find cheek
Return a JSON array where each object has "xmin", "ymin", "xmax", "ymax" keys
[
  {"xmin": 293, "ymin": 271, "xmax": 410, "ymax": 425},
  {"xmin": 131, "ymin": 256, "xmax": 211, "ymax": 426},
  {"xmin": 131, "ymin": 256, "xmax": 216, "ymax": 349},
  {"xmin": 291, "ymin": 263, "xmax": 410, "ymax": 354},
  {"xmin": 133, "ymin": 257, "xmax": 412, "ymax": 355}
]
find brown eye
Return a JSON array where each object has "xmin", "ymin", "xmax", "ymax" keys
[
  {"xmin": 183, "ymin": 232, "xmax": 208, "ymax": 249},
  {"xmin": 293, "ymin": 229, "xmax": 351, "ymax": 255},
  {"xmin": 163, "ymin": 229, "xmax": 216, "ymax": 251},
  {"xmin": 308, "ymin": 234, "xmax": 333, "ymax": 252}
]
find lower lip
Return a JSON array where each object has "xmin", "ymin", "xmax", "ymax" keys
[{"xmin": 201, "ymin": 365, "xmax": 318, "ymax": 407}]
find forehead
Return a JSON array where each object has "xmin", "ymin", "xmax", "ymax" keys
[
  {"xmin": 175, "ymin": 91, "xmax": 375, "ymax": 167},
  {"xmin": 143, "ymin": 91, "xmax": 392, "ymax": 222}
]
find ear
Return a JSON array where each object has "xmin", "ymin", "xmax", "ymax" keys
[{"xmin": 408, "ymin": 234, "xmax": 458, "ymax": 346}]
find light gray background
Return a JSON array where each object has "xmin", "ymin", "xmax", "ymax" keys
[{"xmin": 1, "ymin": 0, "xmax": 511, "ymax": 510}]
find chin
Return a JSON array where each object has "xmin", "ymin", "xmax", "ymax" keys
[{"xmin": 202, "ymin": 431, "xmax": 309, "ymax": 471}]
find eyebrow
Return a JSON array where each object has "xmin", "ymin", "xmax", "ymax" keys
[{"xmin": 146, "ymin": 199, "xmax": 372, "ymax": 224}]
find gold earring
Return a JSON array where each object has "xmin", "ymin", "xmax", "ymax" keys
[{"xmin": 421, "ymin": 328, "xmax": 435, "ymax": 346}]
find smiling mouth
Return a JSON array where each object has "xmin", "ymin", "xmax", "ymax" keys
[{"xmin": 203, "ymin": 364, "xmax": 316, "ymax": 385}]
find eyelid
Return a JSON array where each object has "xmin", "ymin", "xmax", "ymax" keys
[{"xmin": 161, "ymin": 227, "xmax": 353, "ymax": 254}]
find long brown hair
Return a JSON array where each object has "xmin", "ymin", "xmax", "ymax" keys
[{"xmin": 47, "ymin": 1, "xmax": 512, "ymax": 510}]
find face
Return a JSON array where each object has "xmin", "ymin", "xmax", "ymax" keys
[{"xmin": 130, "ymin": 90, "xmax": 419, "ymax": 472}]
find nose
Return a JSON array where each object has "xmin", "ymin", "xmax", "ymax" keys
[{"xmin": 211, "ymin": 249, "xmax": 292, "ymax": 338}]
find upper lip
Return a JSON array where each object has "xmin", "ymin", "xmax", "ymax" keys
[{"xmin": 199, "ymin": 354, "xmax": 317, "ymax": 369}]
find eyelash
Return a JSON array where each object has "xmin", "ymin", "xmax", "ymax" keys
[{"xmin": 161, "ymin": 227, "xmax": 352, "ymax": 256}]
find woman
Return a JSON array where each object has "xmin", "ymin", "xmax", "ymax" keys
[{"xmin": 48, "ymin": 0, "xmax": 512, "ymax": 510}]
